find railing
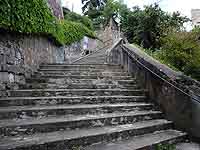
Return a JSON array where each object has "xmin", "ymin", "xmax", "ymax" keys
[{"xmin": 106, "ymin": 39, "xmax": 200, "ymax": 140}]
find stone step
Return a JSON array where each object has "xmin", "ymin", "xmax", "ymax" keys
[
  {"xmin": 79, "ymin": 59, "xmax": 106, "ymax": 64},
  {"xmin": 0, "ymin": 103, "xmax": 154, "ymax": 120},
  {"xmin": 0, "ymin": 111, "xmax": 163, "ymax": 137},
  {"xmin": 26, "ymin": 78, "xmax": 137, "ymax": 85},
  {"xmin": 38, "ymin": 68, "xmax": 123, "ymax": 72},
  {"xmin": 8, "ymin": 89, "xmax": 148, "ymax": 97},
  {"xmin": 37, "ymin": 71, "xmax": 130, "ymax": 77},
  {"xmin": 40, "ymin": 64, "xmax": 122, "ymax": 70},
  {"xmin": 0, "ymin": 96, "xmax": 146, "ymax": 107},
  {"xmin": 20, "ymin": 83, "xmax": 140, "ymax": 90},
  {"xmin": 0, "ymin": 119, "xmax": 172, "ymax": 150},
  {"xmin": 32, "ymin": 75, "xmax": 134, "ymax": 80},
  {"xmin": 85, "ymin": 130, "xmax": 187, "ymax": 150}
]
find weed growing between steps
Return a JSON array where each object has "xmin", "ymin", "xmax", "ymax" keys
[{"xmin": 0, "ymin": 0, "xmax": 95, "ymax": 45}]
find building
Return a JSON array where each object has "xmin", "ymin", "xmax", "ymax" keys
[
  {"xmin": 191, "ymin": 9, "xmax": 200, "ymax": 26},
  {"xmin": 47, "ymin": 0, "xmax": 64, "ymax": 19}
]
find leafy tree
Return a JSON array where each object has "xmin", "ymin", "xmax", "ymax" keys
[
  {"xmin": 119, "ymin": 3, "xmax": 190, "ymax": 49},
  {"xmin": 102, "ymin": 0, "xmax": 121, "ymax": 24},
  {"xmin": 159, "ymin": 31, "xmax": 200, "ymax": 80},
  {"xmin": 82, "ymin": 0, "xmax": 106, "ymax": 17},
  {"xmin": 63, "ymin": 7, "xmax": 94, "ymax": 31}
]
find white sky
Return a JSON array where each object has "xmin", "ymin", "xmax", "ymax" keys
[{"xmin": 61, "ymin": 0, "xmax": 200, "ymax": 18}]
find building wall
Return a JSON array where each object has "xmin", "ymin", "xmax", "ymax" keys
[
  {"xmin": 191, "ymin": 9, "xmax": 200, "ymax": 26},
  {"xmin": 47, "ymin": 0, "xmax": 63, "ymax": 19}
]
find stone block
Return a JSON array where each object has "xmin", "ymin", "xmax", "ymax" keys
[
  {"xmin": 6, "ymin": 55, "xmax": 15, "ymax": 65},
  {"xmin": 15, "ymin": 74, "xmax": 25, "ymax": 84},
  {"xmin": 0, "ymin": 64, "xmax": 8, "ymax": 71},
  {"xmin": 7, "ymin": 65, "xmax": 25, "ymax": 74},
  {"xmin": 0, "ymin": 72, "xmax": 9, "ymax": 82},
  {"xmin": 0, "ymin": 54, "xmax": 6, "ymax": 65}
]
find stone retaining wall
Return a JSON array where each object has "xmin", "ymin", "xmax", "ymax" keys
[
  {"xmin": 0, "ymin": 31, "xmax": 63, "ymax": 96},
  {"xmin": 0, "ymin": 30, "xmax": 101, "ymax": 96},
  {"xmin": 106, "ymin": 40, "xmax": 200, "ymax": 139}
]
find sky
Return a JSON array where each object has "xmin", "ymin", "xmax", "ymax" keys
[{"xmin": 61, "ymin": 0, "xmax": 200, "ymax": 18}]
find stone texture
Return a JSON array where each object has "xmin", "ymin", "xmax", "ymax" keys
[
  {"xmin": 106, "ymin": 40, "xmax": 200, "ymax": 139},
  {"xmin": 0, "ymin": 64, "xmax": 186, "ymax": 149},
  {"xmin": 0, "ymin": 31, "xmax": 60, "ymax": 97},
  {"xmin": 176, "ymin": 142, "xmax": 200, "ymax": 150}
]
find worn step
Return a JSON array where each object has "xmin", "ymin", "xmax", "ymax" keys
[
  {"xmin": 26, "ymin": 78, "xmax": 137, "ymax": 85},
  {"xmin": 0, "ymin": 96, "xmax": 146, "ymax": 107},
  {"xmin": 20, "ymin": 83, "xmax": 140, "ymax": 90},
  {"xmin": 32, "ymin": 75, "xmax": 134, "ymax": 80},
  {"xmin": 85, "ymin": 130, "xmax": 187, "ymax": 150},
  {"xmin": 8, "ymin": 89, "xmax": 147, "ymax": 97},
  {"xmin": 38, "ymin": 68, "xmax": 124, "ymax": 72},
  {"xmin": 0, "ymin": 103, "xmax": 154, "ymax": 120},
  {"xmin": 0, "ymin": 111, "xmax": 163, "ymax": 137},
  {"xmin": 0, "ymin": 119, "xmax": 172, "ymax": 150},
  {"xmin": 40, "ymin": 64, "xmax": 122, "ymax": 70},
  {"xmin": 37, "ymin": 71, "xmax": 130, "ymax": 77}
]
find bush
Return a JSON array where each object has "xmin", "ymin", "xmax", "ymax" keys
[
  {"xmin": 54, "ymin": 20, "xmax": 95, "ymax": 45},
  {"xmin": 63, "ymin": 9, "xmax": 94, "ymax": 31},
  {"xmin": 0, "ymin": 0, "xmax": 95, "ymax": 45},
  {"xmin": 159, "ymin": 31, "xmax": 200, "ymax": 80}
]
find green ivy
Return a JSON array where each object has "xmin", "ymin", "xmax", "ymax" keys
[
  {"xmin": 0, "ymin": 0, "xmax": 95, "ymax": 45},
  {"xmin": 63, "ymin": 9, "xmax": 94, "ymax": 31}
]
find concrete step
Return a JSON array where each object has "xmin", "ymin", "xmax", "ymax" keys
[
  {"xmin": 38, "ymin": 68, "xmax": 123, "ymax": 72},
  {"xmin": 85, "ymin": 130, "xmax": 187, "ymax": 150},
  {"xmin": 40, "ymin": 64, "xmax": 122, "ymax": 70},
  {"xmin": 0, "ymin": 119, "xmax": 172, "ymax": 150},
  {"xmin": 32, "ymin": 75, "xmax": 134, "ymax": 80},
  {"xmin": 37, "ymin": 71, "xmax": 130, "ymax": 77},
  {"xmin": 26, "ymin": 78, "xmax": 137, "ymax": 85},
  {"xmin": 0, "ymin": 96, "xmax": 146, "ymax": 107},
  {"xmin": 20, "ymin": 83, "xmax": 140, "ymax": 90},
  {"xmin": 8, "ymin": 89, "xmax": 148, "ymax": 97},
  {"xmin": 0, "ymin": 103, "xmax": 154, "ymax": 119},
  {"xmin": 0, "ymin": 111, "xmax": 163, "ymax": 137}
]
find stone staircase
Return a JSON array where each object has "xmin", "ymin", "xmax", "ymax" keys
[{"xmin": 0, "ymin": 64, "xmax": 187, "ymax": 150}]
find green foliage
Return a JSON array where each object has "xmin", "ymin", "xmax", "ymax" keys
[
  {"xmin": 156, "ymin": 144, "xmax": 176, "ymax": 150},
  {"xmin": 0, "ymin": 0, "xmax": 55, "ymax": 33},
  {"xmin": 120, "ymin": 3, "xmax": 189, "ymax": 49},
  {"xmin": 0, "ymin": 0, "xmax": 95, "ymax": 45},
  {"xmin": 64, "ymin": 9, "xmax": 94, "ymax": 31},
  {"xmin": 82, "ymin": 0, "xmax": 106, "ymax": 24},
  {"xmin": 140, "ymin": 30, "xmax": 200, "ymax": 81},
  {"xmin": 82, "ymin": 0, "xmax": 123, "ymax": 29},
  {"xmin": 159, "ymin": 31, "xmax": 200, "ymax": 80},
  {"xmin": 55, "ymin": 20, "xmax": 95, "ymax": 45},
  {"xmin": 102, "ymin": 0, "xmax": 121, "ymax": 25}
]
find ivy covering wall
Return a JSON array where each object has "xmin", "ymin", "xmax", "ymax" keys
[{"xmin": 0, "ymin": 0, "xmax": 95, "ymax": 45}]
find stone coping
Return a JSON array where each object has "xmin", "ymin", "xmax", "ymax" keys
[{"xmin": 123, "ymin": 44, "xmax": 200, "ymax": 101}]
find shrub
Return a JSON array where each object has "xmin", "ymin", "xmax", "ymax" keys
[
  {"xmin": 63, "ymin": 9, "xmax": 94, "ymax": 31},
  {"xmin": 0, "ymin": 0, "xmax": 95, "ymax": 45},
  {"xmin": 56, "ymin": 20, "xmax": 95, "ymax": 45},
  {"xmin": 159, "ymin": 31, "xmax": 200, "ymax": 80},
  {"xmin": 156, "ymin": 144, "xmax": 175, "ymax": 150}
]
